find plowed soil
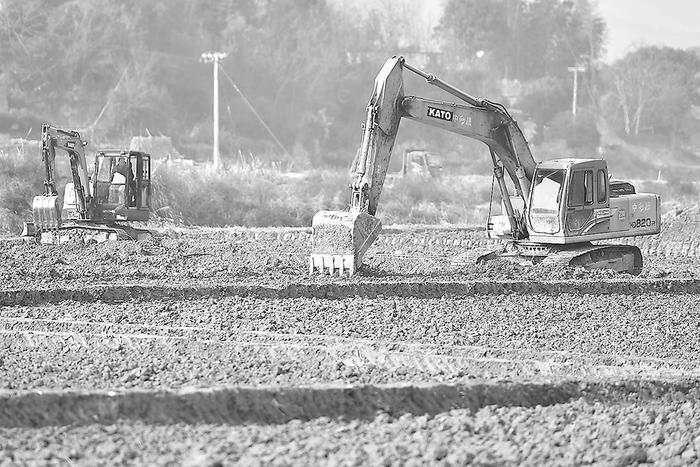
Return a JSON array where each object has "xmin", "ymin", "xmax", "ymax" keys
[
  {"xmin": 1, "ymin": 209, "xmax": 700, "ymax": 464},
  {"xmin": 3, "ymin": 398, "xmax": 700, "ymax": 466}
]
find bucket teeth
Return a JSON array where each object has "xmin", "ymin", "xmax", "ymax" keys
[
  {"xmin": 309, "ymin": 209, "xmax": 381, "ymax": 276},
  {"xmin": 309, "ymin": 254, "xmax": 356, "ymax": 276}
]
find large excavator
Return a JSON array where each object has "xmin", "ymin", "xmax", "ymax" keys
[
  {"xmin": 24, "ymin": 123, "xmax": 152, "ymax": 242},
  {"xmin": 310, "ymin": 56, "xmax": 661, "ymax": 275}
]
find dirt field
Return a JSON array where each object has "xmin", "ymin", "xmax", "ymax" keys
[{"xmin": 1, "ymin": 207, "xmax": 700, "ymax": 464}]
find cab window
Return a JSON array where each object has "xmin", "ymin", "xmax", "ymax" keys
[
  {"xmin": 597, "ymin": 169, "xmax": 607, "ymax": 203},
  {"xmin": 96, "ymin": 156, "xmax": 114, "ymax": 182},
  {"xmin": 568, "ymin": 170, "xmax": 594, "ymax": 206}
]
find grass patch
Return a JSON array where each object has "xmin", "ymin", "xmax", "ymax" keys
[
  {"xmin": 0, "ymin": 141, "xmax": 44, "ymax": 234},
  {"xmin": 2, "ymin": 143, "xmax": 693, "ymax": 236},
  {"xmin": 151, "ymin": 164, "xmax": 493, "ymax": 227}
]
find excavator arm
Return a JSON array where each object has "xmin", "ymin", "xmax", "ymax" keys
[
  {"xmin": 351, "ymin": 57, "xmax": 536, "ymax": 214},
  {"xmin": 401, "ymin": 97, "xmax": 534, "ymax": 195},
  {"xmin": 311, "ymin": 56, "xmax": 537, "ymax": 274},
  {"xmin": 33, "ymin": 124, "xmax": 92, "ymax": 231}
]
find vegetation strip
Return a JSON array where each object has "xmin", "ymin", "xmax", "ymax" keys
[
  {"xmin": 2, "ymin": 279, "xmax": 700, "ymax": 306},
  {"xmin": 1, "ymin": 379, "xmax": 698, "ymax": 428}
]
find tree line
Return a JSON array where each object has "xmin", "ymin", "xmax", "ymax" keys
[{"xmin": 0, "ymin": 0, "xmax": 698, "ymax": 165}]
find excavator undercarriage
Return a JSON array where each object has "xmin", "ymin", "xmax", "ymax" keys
[
  {"xmin": 477, "ymin": 241, "xmax": 643, "ymax": 275},
  {"xmin": 22, "ymin": 219, "xmax": 151, "ymax": 244}
]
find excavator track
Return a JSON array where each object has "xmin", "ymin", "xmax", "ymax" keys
[
  {"xmin": 509, "ymin": 242, "xmax": 643, "ymax": 275},
  {"xmin": 465, "ymin": 241, "xmax": 642, "ymax": 275},
  {"xmin": 22, "ymin": 221, "xmax": 151, "ymax": 244},
  {"xmin": 563, "ymin": 244, "xmax": 642, "ymax": 275}
]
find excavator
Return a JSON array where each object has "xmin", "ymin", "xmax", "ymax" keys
[
  {"xmin": 392, "ymin": 149, "xmax": 443, "ymax": 179},
  {"xmin": 310, "ymin": 56, "xmax": 661, "ymax": 275},
  {"xmin": 23, "ymin": 123, "xmax": 152, "ymax": 242}
]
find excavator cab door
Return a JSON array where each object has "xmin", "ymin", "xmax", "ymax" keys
[
  {"xmin": 565, "ymin": 169, "xmax": 595, "ymax": 232},
  {"xmin": 133, "ymin": 153, "xmax": 151, "ymax": 211},
  {"xmin": 564, "ymin": 162, "xmax": 611, "ymax": 238}
]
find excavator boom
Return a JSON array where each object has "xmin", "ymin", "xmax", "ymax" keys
[{"xmin": 33, "ymin": 124, "xmax": 92, "ymax": 232}]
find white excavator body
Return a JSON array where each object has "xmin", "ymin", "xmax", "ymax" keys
[{"xmin": 310, "ymin": 56, "xmax": 660, "ymax": 275}]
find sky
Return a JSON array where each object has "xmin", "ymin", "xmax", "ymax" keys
[{"xmin": 597, "ymin": 0, "xmax": 700, "ymax": 61}]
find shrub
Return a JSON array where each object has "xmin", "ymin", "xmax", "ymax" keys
[
  {"xmin": 0, "ymin": 142, "xmax": 44, "ymax": 234},
  {"xmin": 151, "ymin": 163, "xmax": 348, "ymax": 227},
  {"xmin": 0, "ymin": 149, "xmax": 522, "ymax": 236},
  {"xmin": 150, "ymin": 163, "xmax": 496, "ymax": 228}
]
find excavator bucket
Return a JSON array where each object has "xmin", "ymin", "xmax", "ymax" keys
[
  {"xmin": 310, "ymin": 210, "xmax": 382, "ymax": 275},
  {"xmin": 31, "ymin": 195, "xmax": 61, "ymax": 231},
  {"xmin": 308, "ymin": 57, "xmax": 404, "ymax": 276}
]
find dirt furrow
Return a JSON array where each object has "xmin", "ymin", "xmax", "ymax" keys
[
  {"xmin": 2, "ymin": 222, "xmax": 699, "ymax": 292},
  {"xmin": 2, "ymin": 277, "xmax": 700, "ymax": 307},
  {"xmin": 2, "ymin": 378, "xmax": 700, "ymax": 429},
  {"xmin": 4, "ymin": 398, "xmax": 699, "ymax": 466},
  {"xmin": 2, "ymin": 290, "xmax": 700, "ymax": 391}
]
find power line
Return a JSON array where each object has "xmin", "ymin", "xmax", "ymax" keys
[
  {"xmin": 89, "ymin": 65, "xmax": 129, "ymax": 130},
  {"xmin": 219, "ymin": 67, "xmax": 292, "ymax": 158}
]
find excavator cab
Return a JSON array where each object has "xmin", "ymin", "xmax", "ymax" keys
[
  {"xmin": 92, "ymin": 150, "xmax": 151, "ymax": 221},
  {"xmin": 491, "ymin": 158, "xmax": 661, "ymax": 244},
  {"xmin": 531, "ymin": 159, "xmax": 660, "ymax": 235},
  {"xmin": 63, "ymin": 151, "xmax": 151, "ymax": 222},
  {"xmin": 488, "ymin": 158, "xmax": 659, "ymax": 273}
]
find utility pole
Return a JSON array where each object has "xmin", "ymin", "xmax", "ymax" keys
[
  {"xmin": 200, "ymin": 51, "xmax": 228, "ymax": 169},
  {"xmin": 567, "ymin": 65, "xmax": 586, "ymax": 117}
]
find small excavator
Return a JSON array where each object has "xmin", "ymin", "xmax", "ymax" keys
[
  {"xmin": 310, "ymin": 56, "xmax": 661, "ymax": 275},
  {"xmin": 392, "ymin": 149, "xmax": 443, "ymax": 179},
  {"xmin": 23, "ymin": 123, "xmax": 152, "ymax": 242}
]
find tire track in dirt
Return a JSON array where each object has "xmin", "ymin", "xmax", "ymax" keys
[
  {"xmin": 3, "ymin": 292, "xmax": 699, "ymax": 362},
  {"xmin": 2, "ymin": 318, "xmax": 698, "ymax": 372},
  {"xmin": 3, "ymin": 319, "xmax": 700, "ymax": 392}
]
